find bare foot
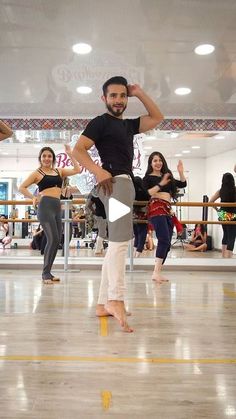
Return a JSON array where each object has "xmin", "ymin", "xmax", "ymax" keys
[
  {"xmin": 42, "ymin": 279, "xmax": 54, "ymax": 284},
  {"xmin": 51, "ymin": 276, "xmax": 60, "ymax": 282},
  {"xmin": 96, "ymin": 304, "xmax": 131, "ymax": 317},
  {"xmin": 105, "ymin": 301, "xmax": 133, "ymax": 333},
  {"xmin": 96, "ymin": 304, "xmax": 113, "ymax": 317}
]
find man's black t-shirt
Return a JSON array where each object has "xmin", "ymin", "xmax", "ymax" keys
[{"xmin": 82, "ymin": 113, "xmax": 140, "ymax": 176}]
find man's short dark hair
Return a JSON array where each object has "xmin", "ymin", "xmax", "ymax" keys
[{"xmin": 102, "ymin": 76, "xmax": 128, "ymax": 96}]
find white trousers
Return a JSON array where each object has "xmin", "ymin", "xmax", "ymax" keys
[
  {"xmin": 97, "ymin": 174, "xmax": 135, "ymax": 304},
  {"xmin": 97, "ymin": 240, "xmax": 129, "ymax": 304}
]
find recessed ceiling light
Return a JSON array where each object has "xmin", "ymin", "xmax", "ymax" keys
[
  {"xmin": 214, "ymin": 135, "xmax": 224, "ymax": 140},
  {"xmin": 182, "ymin": 150, "xmax": 190, "ymax": 153},
  {"xmin": 72, "ymin": 43, "xmax": 92, "ymax": 55},
  {"xmin": 194, "ymin": 44, "xmax": 215, "ymax": 55},
  {"xmin": 170, "ymin": 133, "xmax": 179, "ymax": 138},
  {"xmin": 143, "ymin": 146, "xmax": 152, "ymax": 150},
  {"xmin": 175, "ymin": 87, "xmax": 191, "ymax": 96},
  {"xmin": 191, "ymin": 146, "xmax": 200, "ymax": 149},
  {"xmin": 175, "ymin": 154, "xmax": 182, "ymax": 157},
  {"xmin": 76, "ymin": 86, "xmax": 92, "ymax": 94},
  {"xmin": 2, "ymin": 152, "xmax": 9, "ymax": 155}
]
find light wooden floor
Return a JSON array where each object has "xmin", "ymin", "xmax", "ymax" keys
[{"xmin": 0, "ymin": 267, "xmax": 236, "ymax": 418}]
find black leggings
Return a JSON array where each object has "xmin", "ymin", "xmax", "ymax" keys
[
  {"xmin": 151, "ymin": 215, "xmax": 174, "ymax": 264},
  {"xmin": 38, "ymin": 196, "xmax": 62, "ymax": 279},
  {"xmin": 222, "ymin": 224, "xmax": 236, "ymax": 251}
]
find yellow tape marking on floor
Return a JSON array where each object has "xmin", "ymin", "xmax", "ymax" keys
[
  {"xmin": 101, "ymin": 390, "xmax": 112, "ymax": 410},
  {"xmin": 100, "ymin": 316, "xmax": 108, "ymax": 336},
  {"xmin": 1, "ymin": 355, "xmax": 236, "ymax": 364},
  {"xmin": 223, "ymin": 288, "xmax": 236, "ymax": 298}
]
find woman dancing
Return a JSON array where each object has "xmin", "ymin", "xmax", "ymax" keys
[
  {"xmin": 19, "ymin": 145, "xmax": 81, "ymax": 283},
  {"xmin": 143, "ymin": 152, "xmax": 187, "ymax": 283}
]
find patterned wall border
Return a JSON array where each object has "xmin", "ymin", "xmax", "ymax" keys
[{"xmin": 3, "ymin": 118, "xmax": 236, "ymax": 131}]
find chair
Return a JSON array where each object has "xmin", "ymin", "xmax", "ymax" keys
[{"xmin": 172, "ymin": 225, "xmax": 188, "ymax": 248}]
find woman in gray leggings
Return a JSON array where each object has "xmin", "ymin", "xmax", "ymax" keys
[{"xmin": 19, "ymin": 145, "xmax": 81, "ymax": 283}]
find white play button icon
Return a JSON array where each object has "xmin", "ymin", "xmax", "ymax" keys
[{"xmin": 108, "ymin": 197, "xmax": 131, "ymax": 222}]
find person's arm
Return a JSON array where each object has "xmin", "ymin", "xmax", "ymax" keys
[
  {"xmin": 60, "ymin": 145, "xmax": 81, "ymax": 177},
  {"xmin": 209, "ymin": 190, "xmax": 220, "ymax": 211},
  {"xmin": 0, "ymin": 120, "xmax": 13, "ymax": 141},
  {"xmin": 69, "ymin": 186, "xmax": 80, "ymax": 194},
  {"xmin": 209, "ymin": 190, "xmax": 220, "ymax": 203},
  {"xmin": 190, "ymin": 231, "xmax": 196, "ymax": 242},
  {"xmin": 72, "ymin": 135, "xmax": 114, "ymax": 195},
  {"xmin": 176, "ymin": 160, "xmax": 186, "ymax": 183},
  {"xmin": 33, "ymin": 228, "xmax": 43, "ymax": 237},
  {"xmin": 146, "ymin": 173, "xmax": 171, "ymax": 197},
  {"xmin": 127, "ymin": 84, "xmax": 164, "ymax": 133},
  {"xmin": 2, "ymin": 223, "xmax": 8, "ymax": 234},
  {"xmin": 19, "ymin": 171, "xmax": 39, "ymax": 206}
]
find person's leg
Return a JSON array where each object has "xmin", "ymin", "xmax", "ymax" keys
[
  {"xmin": 136, "ymin": 223, "xmax": 148, "ymax": 255},
  {"xmin": 225, "ymin": 225, "xmax": 236, "ymax": 258},
  {"xmin": 133, "ymin": 223, "xmax": 138, "ymax": 251},
  {"xmin": 40, "ymin": 233, "xmax": 47, "ymax": 255},
  {"xmin": 193, "ymin": 243, "xmax": 207, "ymax": 252},
  {"xmin": 162, "ymin": 217, "xmax": 173, "ymax": 264},
  {"xmin": 51, "ymin": 206, "xmax": 62, "ymax": 279},
  {"xmin": 97, "ymin": 176, "xmax": 135, "ymax": 332},
  {"xmin": 221, "ymin": 225, "xmax": 228, "ymax": 257},
  {"xmin": 184, "ymin": 243, "xmax": 197, "ymax": 251},
  {"xmin": 151, "ymin": 216, "xmax": 172, "ymax": 283},
  {"xmin": 38, "ymin": 197, "xmax": 61, "ymax": 282},
  {"xmin": 95, "ymin": 217, "xmax": 107, "ymax": 254}
]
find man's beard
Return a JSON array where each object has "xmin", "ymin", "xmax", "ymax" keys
[{"xmin": 106, "ymin": 103, "xmax": 127, "ymax": 117}]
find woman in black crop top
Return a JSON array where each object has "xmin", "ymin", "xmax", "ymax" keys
[
  {"xmin": 143, "ymin": 151, "xmax": 187, "ymax": 283},
  {"xmin": 19, "ymin": 145, "xmax": 81, "ymax": 284}
]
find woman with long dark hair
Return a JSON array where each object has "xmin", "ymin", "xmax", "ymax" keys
[
  {"xmin": 143, "ymin": 152, "xmax": 187, "ymax": 283},
  {"xmin": 209, "ymin": 172, "xmax": 236, "ymax": 258},
  {"xmin": 19, "ymin": 145, "xmax": 81, "ymax": 283}
]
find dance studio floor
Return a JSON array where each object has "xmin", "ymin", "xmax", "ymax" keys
[{"xmin": 0, "ymin": 259, "xmax": 236, "ymax": 418}]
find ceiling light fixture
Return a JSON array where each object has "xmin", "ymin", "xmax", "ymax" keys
[
  {"xmin": 175, "ymin": 154, "xmax": 182, "ymax": 157},
  {"xmin": 76, "ymin": 86, "xmax": 92, "ymax": 94},
  {"xmin": 191, "ymin": 146, "xmax": 200, "ymax": 149},
  {"xmin": 194, "ymin": 44, "xmax": 215, "ymax": 55},
  {"xmin": 175, "ymin": 87, "xmax": 191, "ymax": 96},
  {"xmin": 214, "ymin": 135, "xmax": 224, "ymax": 140},
  {"xmin": 72, "ymin": 43, "xmax": 92, "ymax": 54},
  {"xmin": 182, "ymin": 150, "xmax": 190, "ymax": 153}
]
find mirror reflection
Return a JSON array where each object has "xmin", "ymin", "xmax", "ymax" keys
[{"xmin": 0, "ymin": 129, "xmax": 235, "ymax": 262}]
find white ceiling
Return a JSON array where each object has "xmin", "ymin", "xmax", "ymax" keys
[{"xmin": 0, "ymin": 0, "xmax": 236, "ymax": 159}]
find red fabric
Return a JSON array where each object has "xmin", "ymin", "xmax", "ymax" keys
[
  {"xmin": 172, "ymin": 215, "xmax": 183, "ymax": 234},
  {"xmin": 148, "ymin": 198, "xmax": 183, "ymax": 234},
  {"xmin": 147, "ymin": 198, "xmax": 171, "ymax": 218}
]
